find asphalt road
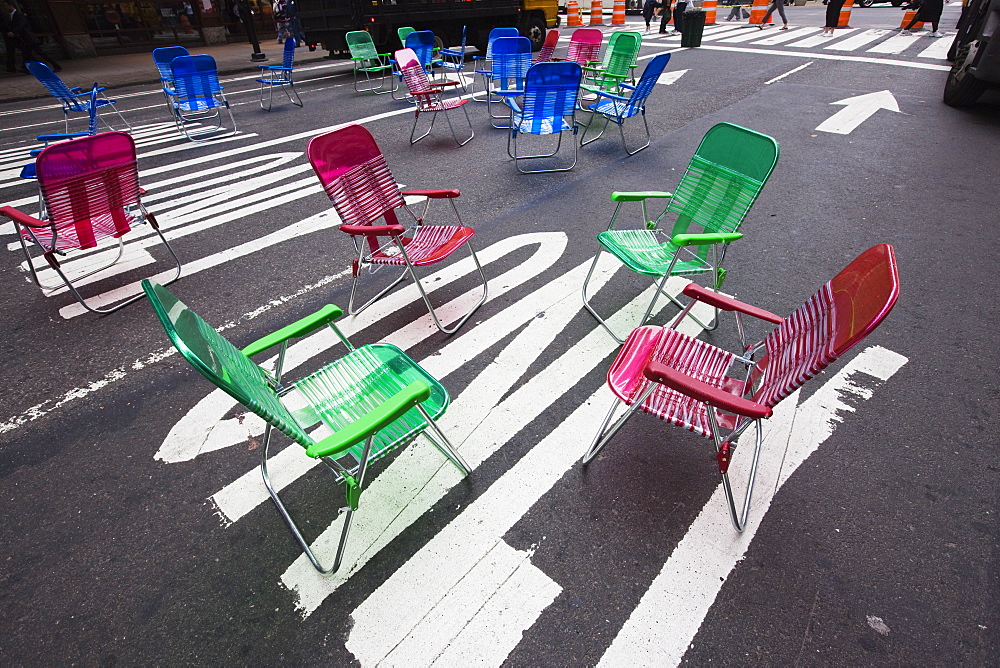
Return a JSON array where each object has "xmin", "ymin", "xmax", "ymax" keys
[{"xmin": 1, "ymin": 9, "xmax": 998, "ymax": 665}]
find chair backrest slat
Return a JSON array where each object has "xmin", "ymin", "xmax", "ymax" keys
[
  {"xmin": 152, "ymin": 46, "xmax": 190, "ymax": 83},
  {"xmin": 347, "ymin": 30, "xmax": 380, "ymax": 61},
  {"xmin": 26, "ymin": 61, "xmax": 88, "ymax": 111},
  {"xmin": 171, "ymin": 54, "xmax": 223, "ymax": 109},
  {"xmin": 281, "ymin": 37, "xmax": 296, "ymax": 70},
  {"xmin": 535, "ymin": 29, "xmax": 559, "ymax": 63},
  {"xmin": 520, "ymin": 62, "xmax": 582, "ymax": 134},
  {"xmin": 620, "ymin": 52, "xmax": 670, "ymax": 116},
  {"xmin": 565, "ymin": 28, "xmax": 603, "ymax": 65},
  {"xmin": 491, "ymin": 37, "xmax": 532, "ymax": 90},
  {"xmin": 404, "ymin": 30, "xmax": 437, "ymax": 70},
  {"xmin": 485, "ymin": 26, "xmax": 519, "ymax": 60},
  {"xmin": 142, "ymin": 280, "xmax": 313, "ymax": 446}
]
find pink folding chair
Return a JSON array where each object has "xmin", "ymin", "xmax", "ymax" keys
[
  {"xmin": 561, "ymin": 28, "xmax": 603, "ymax": 66},
  {"xmin": 534, "ymin": 29, "xmax": 560, "ymax": 64},
  {"xmin": 582, "ymin": 245, "xmax": 900, "ymax": 531},
  {"xmin": 307, "ymin": 124, "xmax": 487, "ymax": 334},
  {"xmin": 0, "ymin": 131, "xmax": 181, "ymax": 314},
  {"xmin": 395, "ymin": 48, "xmax": 474, "ymax": 146}
]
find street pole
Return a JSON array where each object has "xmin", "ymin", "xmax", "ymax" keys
[{"xmin": 240, "ymin": 0, "xmax": 268, "ymax": 62}]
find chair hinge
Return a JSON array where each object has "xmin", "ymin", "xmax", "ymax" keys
[
  {"xmin": 351, "ymin": 258, "xmax": 359, "ymax": 277},
  {"xmin": 716, "ymin": 441, "xmax": 732, "ymax": 475},
  {"xmin": 344, "ymin": 474, "xmax": 361, "ymax": 512}
]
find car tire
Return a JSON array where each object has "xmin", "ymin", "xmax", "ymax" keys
[
  {"xmin": 521, "ymin": 15, "xmax": 547, "ymax": 51},
  {"xmin": 943, "ymin": 41, "xmax": 991, "ymax": 106},
  {"xmin": 891, "ymin": 0, "xmax": 903, "ymax": 6},
  {"xmin": 858, "ymin": 0, "xmax": 874, "ymax": 7}
]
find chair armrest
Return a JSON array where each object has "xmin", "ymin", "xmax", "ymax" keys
[
  {"xmin": 0, "ymin": 206, "xmax": 49, "ymax": 229},
  {"xmin": 306, "ymin": 381, "xmax": 431, "ymax": 458},
  {"xmin": 439, "ymin": 48, "xmax": 463, "ymax": 57},
  {"xmin": 428, "ymin": 80, "xmax": 461, "ymax": 88},
  {"xmin": 593, "ymin": 89, "xmax": 630, "ymax": 102},
  {"xmin": 672, "ymin": 232, "xmax": 742, "ymax": 246},
  {"xmin": 618, "ymin": 82, "xmax": 637, "ymax": 91},
  {"xmin": 36, "ymin": 132, "xmax": 88, "ymax": 142},
  {"xmin": 610, "ymin": 191, "xmax": 673, "ymax": 202},
  {"xmin": 340, "ymin": 223, "xmax": 405, "ymax": 237},
  {"xmin": 643, "ymin": 360, "xmax": 772, "ymax": 420},
  {"xmin": 681, "ymin": 283, "xmax": 784, "ymax": 324},
  {"xmin": 241, "ymin": 304, "xmax": 344, "ymax": 358},
  {"xmin": 401, "ymin": 189, "xmax": 460, "ymax": 199}
]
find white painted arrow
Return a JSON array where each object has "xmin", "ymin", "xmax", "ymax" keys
[
  {"xmin": 657, "ymin": 69, "xmax": 689, "ymax": 86},
  {"xmin": 816, "ymin": 90, "xmax": 900, "ymax": 135}
]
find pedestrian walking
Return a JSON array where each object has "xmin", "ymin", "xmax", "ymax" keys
[
  {"xmin": 284, "ymin": 0, "xmax": 307, "ymax": 45},
  {"xmin": 642, "ymin": 0, "xmax": 663, "ymax": 33},
  {"xmin": 2, "ymin": 0, "xmax": 60, "ymax": 73},
  {"xmin": 822, "ymin": 0, "xmax": 845, "ymax": 34},
  {"xmin": 659, "ymin": 0, "xmax": 686, "ymax": 35},
  {"xmin": 272, "ymin": 0, "xmax": 290, "ymax": 43},
  {"xmin": 759, "ymin": 0, "xmax": 789, "ymax": 29},
  {"xmin": 725, "ymin": 0, "xmax": 742, "ymax": 21},
  {"xmin": 900, "ymin": 0, "xmax": 946, "ymax": 36}
]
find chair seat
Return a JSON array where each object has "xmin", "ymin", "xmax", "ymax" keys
[
  {"xmin": 419, "ymin": 97, "xmax": 468, "ymax": 112},
  {"xmin": 609, "ymin": 325, "xmax": 742, "ymax": 439},
  {"xmin": 369, "ymin": 224, "xmax": 474, "ymax": 267},
  {"xmin": 597, "ymin": 229, "xmax": 713, "ymax": 277},
  {"xmin": 21, "ymin": 211, "xmax": 135, "ymax": 251},
  {"xmin": 587, "ymin": 98, "xmax": 640, "ymax": 119},
  {"xmin": 512, "ymin": 115, "xmax": 573, "ymax": 136},
  {"xmin": 176, "ymin": 97, "xmax": 225, "ymax": 112},
  {"xmin": 256, "ymin": 76, "xmax": 293, "ymax": 85},
  {"xmin": 285, "ymin": 342, "xmax": 448, "ymax": 464}
]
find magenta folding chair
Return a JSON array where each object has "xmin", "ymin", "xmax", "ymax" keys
[
  {"xmin": 582, "ymin": 244, "xmax": 900, "ymax": 531},
  {"xmin": 561, "ymin": 28, "xmax": 603, "ymax": 66},
  {"xmin": 395, "ymin": 48, "xmax": 474, "ymax": 146},
  {"xmin": 307, "ymin": 125, "xmax": 487, "ymax": 334},
  {"xmin": 0, "ymin": 132, "xmax": 182, "ymax": 314}
]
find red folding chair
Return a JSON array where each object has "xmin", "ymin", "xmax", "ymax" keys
[
  {"xmin": 582, "ymin": 245, "xmax": 900, "ymax": 531},
  {"xmin": 534, "ymin": 29, "xmax": 560, "ymax": 63},
  {"xmin": 0, "ymin": 131, "xmax": 181, "ymax": 314},
  {"xmin": 395, "ymin": 47, "xmax": 474, "ymax": 146},
  {"xmin": 307, "ymin": 124, "xmax": 488, "ymax": 334}
]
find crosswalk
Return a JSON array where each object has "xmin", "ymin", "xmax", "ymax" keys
[{"xmin": 621, "ymin": 21, "xmax": 954, "ymax": 60}]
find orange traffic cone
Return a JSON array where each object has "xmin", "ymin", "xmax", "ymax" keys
[
  {"xmin": 702, "ymin": 0, "xmax": 717, "ymax": 25},
  {"xmin": 748, "ymin": 0, "xmax": 773, "ymax": 24},
  {"xmin": 837, "ymin": 0, "xmax": 854, "ymax": 27},
  {"xmin": 899, "ymin": 9, "xmax": 923, "ymax": 29},
  {"xmin": 567, "ymin": 0, "xmax": 583, "ymax": 27},
  {"xmin": 612, "ymin": 0, "xmax": 626, "ymax": 25},
  {"xmin": 590, "ymin": 0, "xmax": 604, "ymax": 25}
]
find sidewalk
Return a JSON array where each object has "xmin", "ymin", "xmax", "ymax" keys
[{"xmin": 0, "ymin": 41, "xmax": 331, "ymax": 104}]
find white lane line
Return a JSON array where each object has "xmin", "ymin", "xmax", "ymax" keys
[
  {"xmin": 788, "ymin": 30, "xmax": 854, "ymax": 48},
  {"xmin": 343, "ymin": 294, "xmax": 713, "ymax": 664},
  {"xmin": 917, "ymin": 36, "xmax": 952, "ymax": 59},
  {"xmin": 763, "ymin": 61, "xmax": 812, "ymax": 85},
  {"xmin": 698, "ymin": 44, "xmax": 952, "ymax": 70},
  {"xmin": 598, "ymin": 346, "xmax": 908, "ymax": 667},
  {"xmin": 716, "ymin": 27, "xmax": 785, "ymax": 44},
  {"xmin": 866, "ymin": 32, "xmax": 922, "ymax": 54},
  {"xmin": 825, "ymin": 28, "xmax": 893, "ymax": 51},
  {"xmin": 751, "ymin": 26, "xmax": 821, "ymax": 46}
]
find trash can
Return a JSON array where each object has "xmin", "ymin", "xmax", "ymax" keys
[{"xmin": 681, "ymin": 9, "xmax": 707, "ymax": 47}]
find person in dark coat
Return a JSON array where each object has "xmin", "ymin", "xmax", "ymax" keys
[
  {"xmin": 2, "ymin": 0, "xmax": 60, "ymax": 73},
  {"xmin": 900, "ymin": 0, "xmax": 946, "ymax": 36}
]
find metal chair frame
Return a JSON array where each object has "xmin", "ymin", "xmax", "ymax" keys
[
  {"xmin": 257, "ymin": 38, "xmax": 303, "ymax": 111},
  {"xmin": 506, "ymin": 62, "xmax": 583, "ymax": 174},
  {"xmin": 346, "ymin": 30, "xmax": 395, "ymax": 95},
  {"xmin": 470, "ymin": 27, "xmax": 520, "ymax": 102},
  {"xmin": 396, "ymin": 48, "xmax": 474, "ymax": 146},
  {"xmin": 25, "ymin": 61, "xmax": 131, "ymax": 133},
  {"xmin": 169, "ymin": 54, "xmax": 238, "ymax": 142}
]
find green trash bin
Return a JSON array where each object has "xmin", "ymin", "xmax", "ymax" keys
[{"xmin": 681, "ymin": 9, "xmax": 707, "ymax": 47}]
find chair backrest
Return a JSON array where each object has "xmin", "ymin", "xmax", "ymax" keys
[
  {"xmin": 152, "ymin": 46, "xmax": 190, "ymax": 82},
  {"xmin": 171, "ymin": 54, "xmax": 222, "ymax": 104},
  {"xmin": 396, "ymin": 47, "xmax": 432, "ymax": 101},
  {"xmin": 600, "ymin": 31, "xmax": 641, "ymax": 77},
  {"xmin": 404, "ymin": 30, "xmax": 437, "ymax": 69},
  {"xmin": 347, "ymin": 30, "xmax": 380, "ymax": 61},
  {"xmin": 519, "ymin": 61, "xmax": 582, "ymax": 134},
  {"xmin": 83, "ymin": 84, "xmax": 100, "ymax": 135},
  {"xmin": 666, "ymin": 122, "xmax": 780, "ymax": 238},
  {"xmin": 398, "ymin": 26, "xmax": 415, "ymax": 46},
  {"xmin": 142, "ymin": 280, "xmax": 314, "ymax": 447},
  {"xmin": 280, "ymin": 37, "xmax": 296, "ymax": 69},
  {"xmin": 535, "ymin": 29, "xmax": 560, "ymax": 63},
  {"xmin": 485, "ymin": 26, "xmax": 520, "ymax": 60},
  {"xmin": 26, "ymin": 61, "xmax": 86, "ymax": 110},
  {"xmin": 306, "ymin": 124, "xmax": 405, "ymax": 228},
  {"xmin": 620, "ymin": 52, "xmax": 670, "ymax": 115},
  {"xmin": 753, "ymin": 244, "xmax": 899, "ymax": 408},
  {"xmin": 565, "ymin": 28, "xmax": 603, "ymax": 65},
  {"xmin": 35, "ymin": 131, "xmax": 140, "ymax": 248},
  {"xmin": 491, "ymin": 36, "xmax": 532, "ymax": 90}
]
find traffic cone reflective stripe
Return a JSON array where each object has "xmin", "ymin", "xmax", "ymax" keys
[
  {"xmin": 590, "ymin": 0, "xmax": 604, "ymax": 25},
  {"xmin": 567, "ymin": 0, "xmax": 583, "ymax": 26},
  {"xmin": 837, "ymin": 0, "xmax": 854, "ymax": 27},
  {"xmin": 702, "ymin": 0, "xmax": 718, "ymax": 25},
  {"xmin": 612, "ymin": 0, "xmax": 626, "ymax": 25}
]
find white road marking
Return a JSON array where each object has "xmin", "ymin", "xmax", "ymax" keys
[
  {"xmin": 343, "ymin": 292, "xmax": 713, "ymax": 663},
  {"xmin": 657, "ymin": 69, "xmax": 689, "ymax": 85},
  {"xmin": 751, "ymin": 26, "xmax": 821, "ymax": 46},
  {"xmin": 788, "ymin": 30, "xmax": 854, "ymax": 48},
  {"xmin": 717, "ymin": 28, "xmax": 785, "ymax": 44},
  {"xmin": 867, "ymin": 32, "xmax": 922, "ymax": 54},
  {"xmin": 598, "ymin": 346, "xmax": 908, "ymax": 666},
  {"xmin": 815, "ymin": 90, "xmax": 901, "ymax": 135},
  {"xmin": 764, "ymin": 61, "xmax": 812, "ymax": 85},
  {"xmin": 917, "ymin": 36, "xmax": 952, "ymax": 59},
  {"xmin": 825, "ymin": 28, "xmax": 893, "ymax": 51},
  {"xmin": 699, "ymin": 44, "xmax": 951, "ymax": 70}
]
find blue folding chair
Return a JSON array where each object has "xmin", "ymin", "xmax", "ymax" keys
[
  {"xmin": 470, "ymin": 27, "xmax": 519, "ymax": 102},
  {"xmin": 506, "ymin": 62, "xmax": 583, "ymax": 174},
  {"xmin": 485, "ymin": 36, "xmax": 532, "ymax": 128},
  {"xmin": 580, "ymin": 53, "xmax": 671, "ymax": 156},
  {"xmin": 257, "ymin": 37, "xmax": 303, "ymax": 110},
  {"xmin": 169, "ymin": 54, "xmax": 237, "ymax": 141},
  {"xmin": 25, "ymin": 62, "xmax": 130, "ymax": 133},
  {"xmin": 152, "ymin": 46, "xmax": 190, "ymax": 114},
  {"xmin": 438, "ymin": 25, "xmax": 468, "ymax": 89}
]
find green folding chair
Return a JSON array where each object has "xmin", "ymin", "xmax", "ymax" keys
[
  {"xmin": 347, "ymin": 30, "xmax": 395, "ymax": 94},
  {"xmin": 582, "ymin": 123, "xmax": 780, "ymax": 342},
  {"xmin": 581, "ymin": 30, "xmax": 642, "ymax": 93},
  {"xmin": 142, "ymin": 280, "xmax": 471, "ymax": 574}
]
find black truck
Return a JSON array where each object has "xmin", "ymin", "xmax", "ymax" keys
[
  {"xmin": 297, "ymin": 0, "xmax": 560, "ymax": 56},
  {"xmin": 943, "ymin": 0, "xmax": 1000, "ymax": 106}
]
